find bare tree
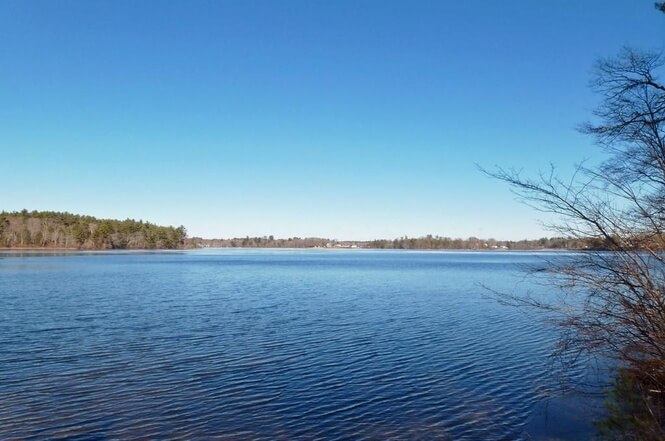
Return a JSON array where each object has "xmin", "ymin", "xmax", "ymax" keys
[{"xmin": 485, "ymin": 47, "xmax": 665, "ymax": 438}]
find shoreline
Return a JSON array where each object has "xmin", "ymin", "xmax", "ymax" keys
[
  {"xmin": 0, "ymin": 246, "xmax": 80, "ymax": 251},
  {"xmin": 0, "ymin": 246, "xmax": 584, "ymax": 252}
]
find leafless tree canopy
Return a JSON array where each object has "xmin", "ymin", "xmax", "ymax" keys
[{"xmin": 486, "ymin": 48, "xmax": 665, "ymax": 437}]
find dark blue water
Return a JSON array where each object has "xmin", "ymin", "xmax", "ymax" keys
[{"xmin": 0, "ymin": 249, "xmax": 601, "ymax": 440}]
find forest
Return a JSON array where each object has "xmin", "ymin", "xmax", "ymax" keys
[{"xmin": 0, "ymin": 210, "xmax": 187, "ymax": 249}]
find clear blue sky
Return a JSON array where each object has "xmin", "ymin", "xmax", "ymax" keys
[{"xmin": 1, "ymin": 1, "xmax": 663, "ymax": 240}]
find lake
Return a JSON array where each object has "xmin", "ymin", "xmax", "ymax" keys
[{"xmin": 0, "ymin": 249, "xmax": 603, "ymax": 440}]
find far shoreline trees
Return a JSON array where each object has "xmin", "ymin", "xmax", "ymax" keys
[
  {"xmin": 0, "ymin": 210, "xmax": 618, "ymax": 251},
  {"xmin": 185, "ymin": 234, "xmax": 608, "ymax": 250}
]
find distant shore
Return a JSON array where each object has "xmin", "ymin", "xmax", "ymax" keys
[
  {"xmin": 2, "ymin": 211, "xmax": 609, "ymax": 252},
  {"xmin": 0, "ymin": 245, "xmax": 583, "ymax": 252}
]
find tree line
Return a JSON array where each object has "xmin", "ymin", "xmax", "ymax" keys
[
  {"xmin": 186, "ymin": 234, "xmax": 608, "ymax": 250},
  {"xmin": 0, "ymin": 211, "xmax": 615, "ymax": 251},
  {"xmin": 185, "ymin": 236, "xmax": 331, "ymax": 249},
  {"xmin": 0, "ymin": 210, "xmax": 187, "ymax": 249},
  {"xmin": 366, "ymin": 235, "xmax": 609, "ymax": 250}
]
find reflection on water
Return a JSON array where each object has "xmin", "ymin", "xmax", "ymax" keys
[{"xmin": 0, "ymin": 249, "xmax": 603, "ymax": 440}]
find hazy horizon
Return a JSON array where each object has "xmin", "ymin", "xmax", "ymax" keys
[{"xmin": 2, "ymin": 1, "xmax": 662, "ymax": 240}]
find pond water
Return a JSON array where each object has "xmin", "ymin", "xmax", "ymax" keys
[{"xmin": 0, "ymin": 249, "xmax": 603, "ymax": 440}]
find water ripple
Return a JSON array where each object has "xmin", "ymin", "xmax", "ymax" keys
[{"xmin": 0, "ymin": 250, "xmax": 599, "ymax": 440}]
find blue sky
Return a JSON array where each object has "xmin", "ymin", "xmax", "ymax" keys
[{"xmin": 1, "ymin": 1, "xmax": 663, "ymax": 240}]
